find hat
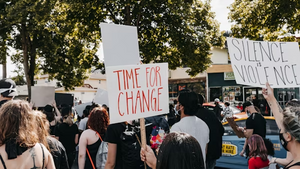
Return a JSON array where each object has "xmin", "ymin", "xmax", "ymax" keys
[
  {"xmin": 214, "ymin": 98, "xmax": 220, "ymax": 102},
  {"xmin": 0, "ymin": 79, "xmax": 18, "ymax": 97},
  {"xmin": 243, "ymin": 101, "xmax": 253, "ymax": 108}
]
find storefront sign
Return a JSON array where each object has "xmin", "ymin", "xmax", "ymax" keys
[
  {"xmin": 227, "ymin": 37, "xmax": 300, "ymax": 88},
  {"xmin": 224, "ymin": 72, "xmax": 235, "ymax": 80}
]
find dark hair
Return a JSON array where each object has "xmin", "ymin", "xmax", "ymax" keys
[
  {"xmin": 87, "ymin": 107, "xmax": 109, "ymax": 135},
  {"xmin": 83, "ymin": 109, "xmax": 89, "ymax": 117},
  {"xmin": 225, "ymin": 102, "xmax": 230, "ymax": 106},
  {"xmin": 43, "ymin": 111, "xmax": 55, "ymax": 122},
  {"xmin": 248, "ymin": 134, "xmax": 268, "ymax": 161},
  {"xmin": 61, "ymin": 107, "xmax": 71, "ymax": 117},
  {"xmin": 156, "ymin": 132, "xmax": 205, "ymax": 169},
  {"xmin": 178, "ymin": 90, "xmax": 199, "ymax": 116},
  {"xmin": 173, "ymin": 100, "xmax": 178, "ymax": 105}
]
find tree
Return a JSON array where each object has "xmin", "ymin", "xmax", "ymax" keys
[
  {"xmin": 3, "ymin": 0, "xmax": 102, "ymax": 99},
  {"xmin": 229, "ymin": 0, "xmax": 300, "ymax": 41},
  {"xmin": 63, "ymin": 0, "xmax": 224, "ymax": 76}
]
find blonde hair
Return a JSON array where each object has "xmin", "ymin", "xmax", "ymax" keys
[
  {"xmin": 283, "ymin": 107, "xmax": 300, "ymax": 142},
  {"xmin": 0, "ymin": 100, "xmax": 39, "ymax": 147},
  {"xmin": 33, "ymin": 111, "xmax": 50, "ymax": 151}
]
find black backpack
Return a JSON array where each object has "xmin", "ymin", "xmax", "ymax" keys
[{"xmin": 120, "ymin": 122, "xmax": 152, "ymax": 169}]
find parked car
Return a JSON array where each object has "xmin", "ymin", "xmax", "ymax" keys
[
  {"xmin": 215, "ymin": 117, "xmax": 287, "ymax": 169},
  {"xmin": 202, "ymin": 102, "xmax": 248, "ymax": 119}
]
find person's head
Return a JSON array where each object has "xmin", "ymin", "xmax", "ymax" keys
[
  {"xmin": 156, "ymin": 132, "xmax": 205, "ymax": 169},
  {"xmin": 0, "ymin": 100, "xmax": 38, "ymax": 147},
  {"xmin": 173, "ymin": 100, "xmax": 178, "ymax": 105},
  {"xmin": 87, "ymin": 107, "xmax": 109, "ymax": 135},
  {"xmin": 43, "ymin": 104, "xmax": 55, "ymax": 122},
  {"xmin": 33, "ymin": 111, "xmax": 50, "ymax": 150},
  {"xmin": 224, "ymin": 102, "xmax": 230, "ymax": 107},
  {"xmin": 61, "ymin": 106, "xmax": 73, "ymax": 126},
  {"xmin": 243, "ymin": 101, "xmax": 256, "ymax": 114},
  {"xmin": 0, "ymin": 79, "xmax": 18, "ymax": 101},
  {"xmin": 214, "ymin": 98, "xmax": 220, "ymax": 104},
  {"xmin": 248, "ymin": 134, "xmax": 268, "ymax": 161},
  {"xmin": 279, "ymin": 106, "xmax": 300, "ymax": 152},
  {"xmin": 83, "ymin": 109, "xmax": 89, "ymax": 118},
  {"xmin": 178, "ymin": 90, "xmax": 199, "ymax": 116},
  {"xmin": 286, "ymin": 99, "xmax": 300, "ymax": 107}
]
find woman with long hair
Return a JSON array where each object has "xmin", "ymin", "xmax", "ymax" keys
[
  {"xmin": 141, "ymin": 132, "xmax": 205, "ymax": 169},
  {"xmin": 263, "ymin": 83, "xmax": 300, "ymax": 169},
  {"xmin": 78, "ymin": 107, "xmax": 109, "ymax": 169},
  {"xmin": 0, "ymin": 100, "xmax": 55, "ymax": 169},
  {"xmin": 248, "ymin": 134, "xmax": 269, "ymax": 169},
  {"xmin": 55, "ymin": 106, "xmax": 79, "ymax": 167}
]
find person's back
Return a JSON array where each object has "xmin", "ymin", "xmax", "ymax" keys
[
  {"xmin": 0, "ymin": 143, "xmax": 53, "ymax": 169},
  {"xmin": 247, "ymin": 112, "xmax": 266, "ymax": 138},
  {"xmin": 47, "ymin": 136, "xmax": 69, "ymax": 169}
]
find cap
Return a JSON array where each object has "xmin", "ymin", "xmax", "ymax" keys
[
  {"xmin": 214, "ymin": 98, "xmax": 220, "ymax": 102},
  {"xmin": 0, "ymin": 79, "xmax": 18, "ymax": 97},
  {"xmin": 243, "ymin": 101, "xmax": 253, "ymax": 108}
]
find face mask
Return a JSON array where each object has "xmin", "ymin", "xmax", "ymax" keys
[{"xmin": 279, "ymin": 132, "xmax": 289, "ymax": 151}]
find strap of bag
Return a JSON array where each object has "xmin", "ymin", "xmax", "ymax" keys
[
  {"xmin": 86, "ymin": 148, "xmax": 96, "ymax": 169},
  {"xmin": 86, "ymin": 130, "xmax": 103, "ymax": 169}
]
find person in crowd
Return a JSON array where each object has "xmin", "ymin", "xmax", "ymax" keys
[
  {"xmin": 170, "ymin": 90, "xmax": 209, "ymax": 165},
  {"xmin": 0, "ymin": 79, "xmax": 18, "ymax": 107},
  {"xmin": 167, "ymin": 104, "xmax": 177, "ymax": 126},
  {"xmin": 237, "ymin": 102, "xmax": 243, "ymax": 111},
  {"xmin": 238, "ymin": 101, "xmax": 267, "ymax": 157},
  {"xmin": 214, "ymin": 98, "xmax": 223, "ymax": 121},
  {"xmin": 263, "ymin": 88, "xmax": 300, "ymax": 169},
  {"xmin": 78, "ymin": 107, "xmax": 109, "ymax": 169},
  {"xmin": 222, "ymin": 102, "xmax": 233, "ymax": 122},
  {"xmin": 43, "ymin": 101, "xmax": 62, "ymax": 136},
  {"xmin": 173, "ymin": 100, "xmax": 180, "ymax": 121},
  {"xmin": 0, "ymin": 100, "xmax": 55, "ymax": 169},
  {"xmin": 79, "ymin": 108, "xmax": 90, "ymax": 131},
  {"xmin": 55, "ymin": 106, "xmax": 79, "ymax": 167},
  {"xmin": 102, "ymin": 104, "xmax": 109, "ymax": 115},
  {"xmin": 34, "ymin": 110, "xmax": 69, "ymax": 169},
  {"xmin": 252, "ymin": 95, "xmax": 260, "ymax": 108},
  {"xmin": 140, "ymin": 132, "xmax": 205, "ymax": 169},
  {"xmin": 248, "ymin": 134, "xmax": 269, "ymax": 169},
  {"xmin": 196, "ymin": 94, "xmax": 224, "ymax": 169}
]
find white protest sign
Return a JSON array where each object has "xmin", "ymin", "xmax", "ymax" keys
[
  {"xmin": 100, "ymin": 23, "xmax": 141, "ymax": 67},
  {"xmin": 106, "ymin": 63, "xmax": 169, "ymax": 124},
  {"xmin": 93, "ymin": 88, "xmax": 109, "ymax": 106},
  {"xmin": 31, "ymin": 86, "xmax": 55, "ymax": 107},
  {"xmin": 227, "ymin": 37, "xmax": 300, "ymax": 88},
  {"xmin": 74, "ymin": 102, "xmax": 92, "ymax": 117}
]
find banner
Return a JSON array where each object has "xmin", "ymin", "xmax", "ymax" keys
[
  {"xmin": 55, "ymin": 93, "xmax": 74, "ymax": 107},
  {"xmin": 227, "ymin": 37, "xmax": 300, "ymax": 88},
  {"xmin": 74, "ymin": 102, "xmax": 92, "ymax": 117},
  {"xmin": 31, "ymin": 86, "xmax": 55, "ymax": 107},
  {"xmin": 106, "ymin": 63, "xmax": 169, "ymax": 124},
  {"xmin": 93, "ymin": 88, "xmax": 109, "ymax": 106}
]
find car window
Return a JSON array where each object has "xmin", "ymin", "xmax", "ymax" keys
[
  {"xmin": 223, "ymin": 120, "xmax": 246, "ymax": 136},
  {"xmin": 203, "ymin": 106, "xmax": 214, "ymax": 111},
  {"xmin": 266, "ymin": 119, "xmax": 279, "ymax": 135}
]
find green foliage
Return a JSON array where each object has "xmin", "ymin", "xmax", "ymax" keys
[{"xmin": 229, "ymin": 0, "xmax": 300, "ymax": 42}]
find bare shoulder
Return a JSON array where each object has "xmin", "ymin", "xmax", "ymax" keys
[{"xmin": 82, "ymin": 129, "xmax": 96, "ymax": 137}]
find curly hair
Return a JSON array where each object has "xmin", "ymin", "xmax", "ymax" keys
[
  {"xmin": 0, "ymin": 100, "xmax": 39, "ymax": 148},
  {"xmin": 248, "ymin": 134, "xmax": 268, "ymax": 161},
  {"xmin": 87, "ymin": 107, "xmax": 109, "ymax": 135}
]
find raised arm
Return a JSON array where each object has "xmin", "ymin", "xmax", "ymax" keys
[
  {"xmin": 52, "ymin": 100, "xmax": 62, "ymax": 120},
  {"xmin": 262, "ymin": 83, "xmax": 284, "ymax": 130}
]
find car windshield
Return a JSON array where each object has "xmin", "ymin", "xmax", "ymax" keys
[{"xmin": 220, "ymin": 105, "xmax": 241, "ymax": 114}]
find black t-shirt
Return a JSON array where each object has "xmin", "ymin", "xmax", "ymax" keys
[
  {"xmin": 104, "ymin": 123, "xmax": 126, "ymax": 169},
  {"xmin": 55, "ymin": 123, "xmax": 79, "ymax": 153},
  {"xmin": 246, "ymin": 113, "xmax": 266, "ymax": 138}
]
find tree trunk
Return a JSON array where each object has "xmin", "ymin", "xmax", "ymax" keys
[
  {"xmin": 2, "ymin": 59, "xmax": 6, "ymax": 79},
  {"xmin": 29, "ymin": 34, "xmax": 36, "ymax": 87},
  {"xmin": 21, "ymin": 23, "xmax": 32, "ymax": 100}
]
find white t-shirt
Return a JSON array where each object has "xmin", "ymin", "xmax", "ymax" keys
[
  {"xmin": 170, "ymin": 116, "xmax": 210, "ymax": 163},
  {"xmin": 79, "ymin": 117, "xmax": 88, "ymax": 130}
]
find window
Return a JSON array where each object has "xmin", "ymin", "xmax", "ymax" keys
[
  {"xmin": 266, "ymin": 119, "xmax": 279, "ymax": 135},
  {"xmin": 99, "ymin": 80, "xmax": 101, "ymax": 84},
  {"xmin": 34, "ymin": 81, "xmax": 37, "ymax": 84}
]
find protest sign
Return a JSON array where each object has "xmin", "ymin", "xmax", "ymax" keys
[
  {"xmin": 106, "ymin": 63, "xmax": 169, "ymax": 124},
  {"xmin": 93, "ymin": 88, "xmax": 109, "ymax": 106},
  {"xmin": 100, "ymin": 23, "xmax": 141, "ymax": 67},
  {"xmin": 227, "ymin": 37, "xmax": 300, "ymax": 88},
  {"xmin": 31, "ymin": 86, "xmax": 55, "ymax": 107},
  {"xmin": 74, "ymin": 102, "xmax": 92, "ymax": 117},
  {"xmin": 55, "ymin": 93, "xmax": 74, "ymax": 107}
]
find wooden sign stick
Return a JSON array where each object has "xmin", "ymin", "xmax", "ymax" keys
[{"xmin": 140, "ymin": 118, "xmax": 147, "ymax": 169}]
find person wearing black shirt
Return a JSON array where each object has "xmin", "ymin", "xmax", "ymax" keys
[
  {"xmin": 213, "ymin": 98, "xmax": 223, "ymax": 121},
  {"xmin": 196, "ymin": 94, "xmax": 224, "ymax": 169}
]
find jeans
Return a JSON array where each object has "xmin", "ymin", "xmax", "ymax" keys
[{"xmin": 206, "ymin": 159, "xmax": 216, "ymax": 169}]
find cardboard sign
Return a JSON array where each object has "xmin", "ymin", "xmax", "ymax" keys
[
  {"xmin": 93, "ymin": 88, "xmax": 109, "ymax": 106},
  {"xmin": 31, "ymin": 86, "xmax": 55, "ymax": 107},
  {"xmin": 100, "ymin": 23, "xmax": 141, "ymax": 67},
  {"xmin": 55, "ymin": 93, "xmax": 74, "ymax": 107},
  {"xmin": 106, "ymin": 63, "xmax": 169, "ymax": 124},
  {"xmin": 74, "ymin": 102, "xmax": 92, "ymax": 117},
  {"xmin": 227, "ymin": 37, "xmax": 300, "ymax": 88}
]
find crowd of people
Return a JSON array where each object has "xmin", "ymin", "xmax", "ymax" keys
[{"xmin": 1, "ymin": 77, "xmax": 300, "ymax": 169}]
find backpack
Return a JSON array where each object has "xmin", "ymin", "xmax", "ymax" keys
[{"xmin": 120, "ymin": 122, "xmax": 152, "ymax": 169}]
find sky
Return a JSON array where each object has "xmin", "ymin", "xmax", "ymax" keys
[{"xmin": 1, "ymin": 0, "xmax": 235, "ymax": 78}]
